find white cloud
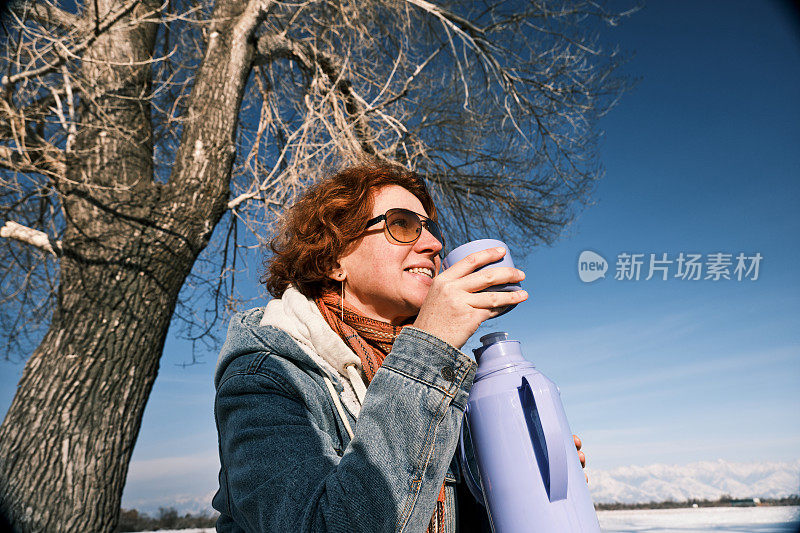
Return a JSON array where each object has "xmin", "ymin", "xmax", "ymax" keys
[{"xmin": 126, "ymin": 450, "xmax": 220, "ymax": 483}]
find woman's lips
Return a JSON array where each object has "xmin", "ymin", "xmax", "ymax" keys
[{"xmin": 404, "ymin": 269, "xmax": 434, "ymax": 285}]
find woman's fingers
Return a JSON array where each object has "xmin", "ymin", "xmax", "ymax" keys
[
  {"xmin": 457, "ymin": 266, "xmax": 525, "ymax": 293},
  {"xmin": 466, "ymin": 289, "xmax": 528, "ymax": 311},
  {"xmin": 573, "ymin": 435, "xmax": 586, "ymax": 471},
  {"xmin": 413, "ymin": 246, "xmax": 527, "ymax": 348}
]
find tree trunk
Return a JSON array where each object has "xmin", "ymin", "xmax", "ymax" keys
[
  {"xmin": 0, "ymin": 0, "xmax": 267, "ymax": 530},
  {"xmin": 0, "ymin": 222, "xmax": 195, "ymax": 532}
]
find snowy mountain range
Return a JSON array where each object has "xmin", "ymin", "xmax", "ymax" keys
[{"xmin": 588, "ymin": 459, "xmax": 800, "ymax": 504}]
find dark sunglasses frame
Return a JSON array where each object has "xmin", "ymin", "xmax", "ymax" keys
[{"xmin": 364, "ymin": 208, "xmax": 445, "ymax": 254}]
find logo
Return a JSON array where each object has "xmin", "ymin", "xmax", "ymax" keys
[
  {"xmin": 578, "ymin": 250, "xmax": 608, "ymax": 283},
  {"xmin": 576, "ymin": 250, "xmax": 762, "ymax": 284}
]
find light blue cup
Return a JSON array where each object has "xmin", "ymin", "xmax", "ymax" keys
[{"xmin": 442, "ymin": 239, "xmax": 522, "ymax": 316}]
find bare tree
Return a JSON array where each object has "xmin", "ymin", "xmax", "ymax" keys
[{"xmin": 0, "ymin": 0, "xmax": 632, "ymax": 530}]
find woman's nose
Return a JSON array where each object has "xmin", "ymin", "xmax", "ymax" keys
[{"xmin": 414, "ymin": 226, "xmax": 443, "ymax": 256}]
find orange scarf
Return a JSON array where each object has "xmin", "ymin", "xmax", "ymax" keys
[{"xmin": 315, "ymin": 292, "xmax": 447, "ymax": 533}]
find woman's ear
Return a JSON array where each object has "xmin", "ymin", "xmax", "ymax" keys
[{"xmin": 328, "ymin": 268, "xmax": 346, "ymax": 282}]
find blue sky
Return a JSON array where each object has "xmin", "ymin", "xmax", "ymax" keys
[{"xmin": 1, "ymin": 0, "xmax": 798, "ymax": 512}]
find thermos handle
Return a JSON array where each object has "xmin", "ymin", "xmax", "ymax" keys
[
  {"xmin": 521, "ymin": 375, "xmax": 569, "ymax": 501},
  {"xmin": 458, "ymin": 408, "xmax": 485, "ymax": 506}
]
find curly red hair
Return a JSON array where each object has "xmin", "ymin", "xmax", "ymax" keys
[{"xmin": 263, "ymin": 163, "xmax": 438, "ymax": 299}]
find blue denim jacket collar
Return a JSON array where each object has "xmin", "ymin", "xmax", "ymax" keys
[{"xmin": 214, "ymin": 307, "xmax": 321, "ymax": 388}]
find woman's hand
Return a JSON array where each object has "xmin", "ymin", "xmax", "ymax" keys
[
  {"xmin": 413, "ymin": 247, "xmax": 528, "ymax": 349},
  {"xmin": 574, "ymin": 434, "xmax": 588, "ymax": 483}
]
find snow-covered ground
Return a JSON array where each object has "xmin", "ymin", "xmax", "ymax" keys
[
  {"xmin": 129, "ymin": 506, "xmax": 800, "ymax": 533},
  {"xmin": 597, "ymin": 505, "xmax": 800, "ymax": 532}
]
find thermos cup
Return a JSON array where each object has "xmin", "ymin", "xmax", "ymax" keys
[
  {"xmin": 459, "ymin": 332, "xmax": 601, "ymax": 532},
  {"xmin": 442, "ymin": 239, "xmax": 522, "ymax": 317}
]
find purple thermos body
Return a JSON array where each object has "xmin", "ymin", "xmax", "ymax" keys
[{"xmin": 459, "ymin": 332, "xmax": 601, "ymax": 532}]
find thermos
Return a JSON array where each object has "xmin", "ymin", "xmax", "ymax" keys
[
  {"xmin": 443, "ymin": 239, "xmax": 599, "ymax": 532},
  {"xmin": 459, "ymin": 332, "xmax": 601, "ymax": 532}
]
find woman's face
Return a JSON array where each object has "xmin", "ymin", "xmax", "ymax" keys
[{"xmin": 337, "ymin": 185, "xmax": 443, "ymax": 325}]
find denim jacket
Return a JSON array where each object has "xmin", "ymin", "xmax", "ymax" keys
[{"xmin": 212, "ymin": 287, "xmax": 490, "ymax": 532}]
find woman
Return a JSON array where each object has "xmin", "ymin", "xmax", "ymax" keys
[{"xmin": 212, "ymin": 163, "xmax": 583, "ymax": 532}]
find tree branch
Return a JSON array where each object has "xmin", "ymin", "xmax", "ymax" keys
[
  {"xmin": 2, "ymin": 0, "xmax": 143, "ymax": 87},
  {"xmin": 0, "ymin": 143, "xmax": 65, "ymax": 178},
  {"xmin": 167, "ymin": 0, "xmax": 277, "ymax": 227},
  {"xmin": 255, "ymin": 32, "xmax": 381, "ymax": 153},
  {"xmin": 0, "ymin": 99, "xmax": 67, "ymax": 178},
  {"xmin": 0, "ymin": 221, "xmax": 62, "ymax": 256},
  {"xmin": 11, "ymin": 1, "xmax": 85, "ymax": 32}
]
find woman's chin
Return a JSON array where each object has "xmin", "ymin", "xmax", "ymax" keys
[{"xmin": 404, "ymin": 289, "xmax": 430, "ymax": 316}]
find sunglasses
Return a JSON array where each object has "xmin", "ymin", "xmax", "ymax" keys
[{"xmin": 365, "ymin": 208, "xmax": 445, "ymax": 254}]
